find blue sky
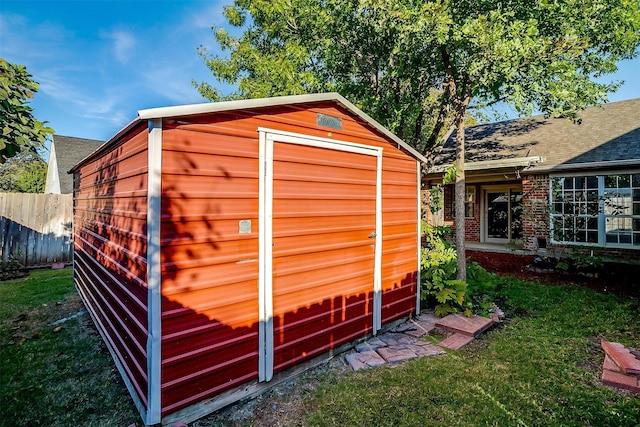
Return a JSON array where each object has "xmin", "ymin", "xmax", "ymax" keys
[
  {"xmin": 1, "ymin": 0, "xmax": 639, "ymax": 157},
  {"xmin": 1, "ymin": 0, "xmax": 236, "ymax": 149}
]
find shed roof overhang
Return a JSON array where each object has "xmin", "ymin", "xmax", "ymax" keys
[{"xmin": 70, "ymin": 93, "xmax": 428, "ymax": 173}]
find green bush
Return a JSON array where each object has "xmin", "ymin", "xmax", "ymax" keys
[
  {"xmin": 420, "ymin": 224, "xmax": 498, "ymax": 317},
  {"xmin": 466, "ymin": 261, "xmax": 500, "ymax": 317},
  {"xmin": 0, "ymin": 257, "xmax": 28, "ymax": 281}
]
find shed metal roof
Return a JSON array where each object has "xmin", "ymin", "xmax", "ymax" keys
[{"xmin": 71, "ymin": 93, "xmax": 427, "ymax": 172}]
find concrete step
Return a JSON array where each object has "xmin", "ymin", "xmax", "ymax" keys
[
  {"xmin": 435, "ymin": 314, "xmax": 495, "ymax": 337},
  {"xmin": 601, "ymin": 341, "xmax": 640, "ymax": 375}
]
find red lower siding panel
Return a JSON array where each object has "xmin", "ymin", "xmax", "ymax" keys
[
  {"xmin": 381, "ymin": 273, "xmax": 418, "ymax": 323},
  {"xmin": 272, "ymin": 292, "xmax": 373, "ymax": 372},
  {"xmin": 161, "ymin": 354, "xmax": 259, "ymax": 416},
  {"xmin": 160, "ymin": 313, "xmax": 260, "ymax": 415},
  {"xmin": 74, "ymin": 251, "xmax": 149, "ymax": 408}
]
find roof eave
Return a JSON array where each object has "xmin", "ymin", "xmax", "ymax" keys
[
  {"xmin": 534, "ymin": 158, "xmax": 640, "ymax": 174},
  {"xmin": 425, "ymin": 156, "xmax": 543, "ymax": 176},
  {"xmin": 70, "ymin": 93, "xmax": 428, "ymax": 174}
]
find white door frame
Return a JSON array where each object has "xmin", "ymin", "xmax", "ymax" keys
[
  {"xmin": 257, "ymin": 127, "xmax": 383, "ymax": 382},
  {"xmin": 481, "ymin": 184, "xmax": 523, "ymax": 243}
]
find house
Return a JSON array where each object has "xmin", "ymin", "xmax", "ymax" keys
[
  {"xmin": 44, "ymin": 135, "xmax": 104, "ymax": 194},
  {"xmin": 69, "ymin": 93, "xmax": 427, "ymax": 425},
  {"xmin": 424, "ymin": 98, "xmax": 640, "ymax": 261}
]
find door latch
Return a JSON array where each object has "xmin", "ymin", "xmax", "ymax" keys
[{"xmin": 368, "ymin": 232, "xmax": 377, "ymax": 238}]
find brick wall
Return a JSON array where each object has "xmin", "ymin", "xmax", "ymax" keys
[
  {"xmin": 522, "ymin": 174, "xmax": 550, "ymax": 250},
  {"xmin": 443, "ymin": 184, "xmax": 481, "ymax": 242}
]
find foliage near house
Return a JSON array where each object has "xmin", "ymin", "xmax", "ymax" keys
[
  {"xmin": 0, "ymin": 150, "xmax": 46, "ymax": 193},
  {"xmin": 198, "ymin": 0, "xmax": 640, "ymax": 282},
  {"xmin": 0, "ymin": 59, "xmax": 54, "ymax": 163},
  {"xmin": 420, "ymin": 223, "xmax": 498, "ymax": 317}
]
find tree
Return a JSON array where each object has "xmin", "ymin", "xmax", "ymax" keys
[
  {"xmin": 198, "ymin": 0, "xmax": 640, "ymax": 280},
  {"xmin": 0, "ymin": 149, "xmax": 47, "ymax": 193},
  {"xmin": 0, "ymin": 58, "xmax": 54, "ymax": 163},
  {"xmin": 194, "ymin": 0, "xmax": 452, "ymax": 150}
]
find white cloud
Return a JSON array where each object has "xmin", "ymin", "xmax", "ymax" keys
[
  {"xmin": 185, "ymin": 1, "xmax": 230, "ymax": 30},
  {"xmin": 37, "ymin": 69, "xmax": 130, "ymax": 126},
  {"xmin": 102, "ymin": 29, "xmax": 137, "ymax": 65}
]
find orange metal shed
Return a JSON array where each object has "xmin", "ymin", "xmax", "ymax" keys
[{"xmin": 71, "ymin": 93, "xmax": 427, "ymax": 425}]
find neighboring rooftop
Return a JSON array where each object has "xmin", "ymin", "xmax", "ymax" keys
[
  {"xmin": 45, "ymin": 135, "xmax": 104, "ymax": 194},
  {"xmin": 430, "ymin": 98, "xmax": 640, "ymax": 173}
]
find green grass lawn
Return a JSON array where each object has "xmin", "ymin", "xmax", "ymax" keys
[
  {"xmin": 291, "ymin": 279, "xmax": 640, "ymax": 427},
  {"xmin": 1, "ymin": 269, "xmax": 639, "ymax": 426},
  {"xmin": 0, "ymin": 268, "xmax": 138, "ymax": 427}
]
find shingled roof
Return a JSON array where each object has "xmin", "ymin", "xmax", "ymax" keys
[
  {"xmin": 430, "ymin": 98, "xmax": 640, "ymax": 174},
  {"xmin": 45, "ymin": 135, "xmax": 104, "ymax": 194}
]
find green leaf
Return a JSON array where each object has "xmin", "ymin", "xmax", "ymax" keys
[{"xmin": 0, "ymin": 59, "xmax": 54, "ymax": 162}]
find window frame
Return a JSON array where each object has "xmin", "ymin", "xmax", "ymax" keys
[
  {"xmin": 549, "ymin": 171, "xmax": 640, "ymax": 249},
  {"xmin": 451, "ymin": 185, "xmax": 476, "ymax": 219}
]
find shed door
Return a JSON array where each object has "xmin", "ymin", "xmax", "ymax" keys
[{"xmin": 259, "ymin": 128, "xmax": 382, "ymax": 381}]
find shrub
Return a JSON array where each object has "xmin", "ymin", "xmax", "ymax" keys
[
  {"xmin": 420, "ymin": 224, "xmax": 498, "ymax": 317},
  {"xmin": 0, "ymin": 257, "xmax": 28, "ymax": 281}
]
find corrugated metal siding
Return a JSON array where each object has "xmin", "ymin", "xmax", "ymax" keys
[
  {"xmin": 381, "ymin": 156, "xmax": 419, "ymax": 322},
  {"xmin": 271, "ymin": 141, "xmax": 377, "ymax": 373},
  {"xmin": 73, "ymin": 125, "xmax": 149, "ymax": 407},
  {"xmin": 159, "ymin": 127, "xmax": 260, "ymax": 415},
  {"xmin": 155, "ymin": 102, "xmax": 418, "ymax": 416}
]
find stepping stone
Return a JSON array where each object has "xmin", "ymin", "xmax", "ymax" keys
[
  {"xmin": 367, "ymin": 337, "xmax": 387, "ymax": 348},
  {"xmin": 345, "ymin": 350, "xmax": 386, "ymax": 371},
  {"xmin": 378, "ymin": 333, "xmax": 407, "ymax": 347},
  {"xmin": 438, "ymin": 333, "xmax": 475, "ymax": 350},
  {"xmin": 601, "ymin": 356, "xmax": 640, "ymax": 393},
  {"xmin": 603, "ymin": 354, "xmax": 623, "ymax": 373},
  {"xmin": 601, "ymin": 341, "xmax": 640, "ymax": 375},
  {"xmin": 416, "ymin": 312, "xmax": 440, "ymax": 324},
  {"xmin": 435, "ymin": 314, "xmax": 494, "ymax": 337},
  {"xmin": 398, "ymin": 318, "xmax": 437, "ymax": 338},
  {"xmin": 377, "ymin": 346, "xmax": 418, "ymax": 364},
  {"xmin": 406, "ymin": 342, "xmax": 445, "ymax": 357},
  {"xmin": 355, "ymin": 342, "xmax": 377, "ymax": 352}
]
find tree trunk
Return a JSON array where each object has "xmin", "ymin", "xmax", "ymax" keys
[{"xmin": 454, "ymin": 112, "xmax": 467, "ymax": 281}]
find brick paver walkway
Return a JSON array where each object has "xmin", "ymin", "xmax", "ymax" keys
[{"xmin": 344, "ymin": 311, "xmax": 499, "ymax": 371}]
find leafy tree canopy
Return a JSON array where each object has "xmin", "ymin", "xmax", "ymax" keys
[
  {"xmin": 0, "ymin": 149, "xmax": 47, "ymax": 193},
  {"xmin": 196, "ymin": 0, "xmax": 640, "ymax": 153},
  {"xmin": 0, "ymin": 59, "xmax": 54, "ymax": 163},
  {"xmin": 197, "ymin": 0, "xmax": 640, "ymax": 280}
]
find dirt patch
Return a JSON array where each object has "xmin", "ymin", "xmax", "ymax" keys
[
  {"xmin": 7, "ymin": 294, "xmax": 85, "ymax": 345},
  {"xmin": 467, "ymin": 250, "xmax": 535, "ymax": 275},
  {"xmin": 193, "ymin": 357, "xmax": 352, "ymax": 427}
]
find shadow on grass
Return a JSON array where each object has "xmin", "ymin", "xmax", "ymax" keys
[{"xmin": 0, "ymin": 268, "xmax": 138, "ymax": 427}]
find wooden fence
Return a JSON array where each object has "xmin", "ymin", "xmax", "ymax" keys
[{"xmin": 0, "ymin": 193, "xmax": 73, "ymax": 267}]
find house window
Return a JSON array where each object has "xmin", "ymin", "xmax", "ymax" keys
[
  {"xmin": 550, "ymin": 173, "xmax": 640, "ymax": 247},
  {"xmin": 452, "ymin": 186, "xmax": 475, "ymax": 218}
]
